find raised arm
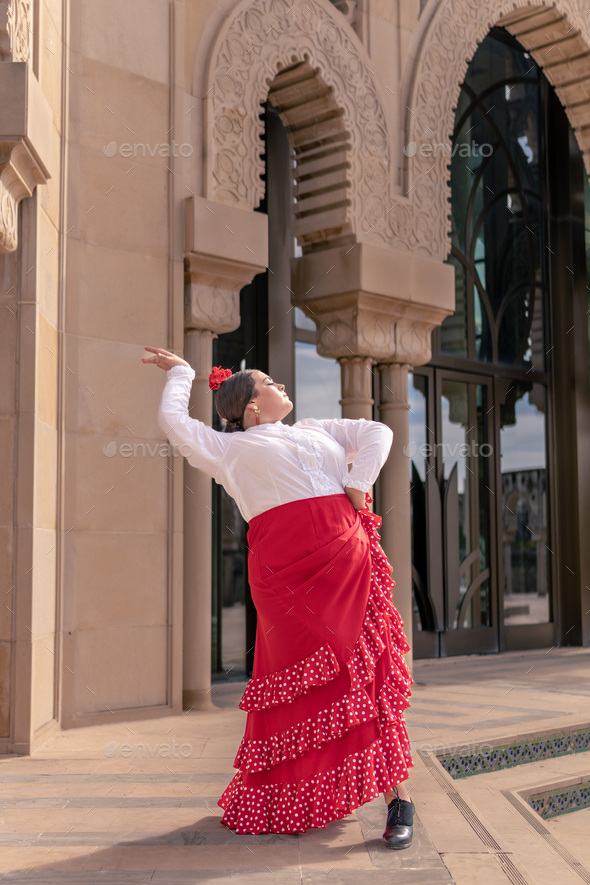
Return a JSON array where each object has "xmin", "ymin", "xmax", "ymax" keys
[
  {"xmin": 156, "ymin": 364, "xmax": 228, "ymax": 479},
  {"xmin": 298, "ymin": 417, "xmax": 393, "ymax": 492}
]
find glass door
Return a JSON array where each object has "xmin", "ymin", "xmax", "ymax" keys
[
  {"xmin": 497, "ymin": 378, "xmax": 552, "ymax": 641},
  {"xmin": 439, "ymin": 373, "xmax": 494, "ymax": 650},
  {"xmin": 410, "ymin": 369, "xmax": 497, "ymax": 656},
  {"xmin": 410, "ymin": 366, "xmax": 553, "ymax": 657}
]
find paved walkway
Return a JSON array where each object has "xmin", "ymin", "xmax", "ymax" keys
[{"xmin": 0, "ymin": 647, "xmax": 589, "ymax": 883}]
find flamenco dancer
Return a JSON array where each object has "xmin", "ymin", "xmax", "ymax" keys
[{"xmin": 144, "ymin": 346, "xmax": 415, "ymax": 848}]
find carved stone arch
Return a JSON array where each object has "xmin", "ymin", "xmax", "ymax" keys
[
  {"xmin": 404, "ymin": 0, "xmax": 590, "ymax": 262},
  {"xmin": 204, "ymin": 0, "xmax": 405, "ymax": 253}
]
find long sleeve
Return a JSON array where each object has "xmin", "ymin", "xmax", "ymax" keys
[
  {"xmin": 157, "ymin": 364, "xmax": 229, "ymax": 479},
  {"xmin": 297, "ymin": 417, "xmax": 393, "ymax": 493}
]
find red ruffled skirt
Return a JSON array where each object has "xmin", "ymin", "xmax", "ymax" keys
[{"xmin": 218, "ymin": 492, "xmax": 413, "ymax": 834}]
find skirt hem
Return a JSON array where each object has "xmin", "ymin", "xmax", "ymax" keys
[{"xmin": 219, "ymin": 721, "xmax": 413, "ymax": 835}]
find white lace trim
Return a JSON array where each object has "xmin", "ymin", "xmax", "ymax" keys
[
  {"xmin": 167, "ymin": 364, "xmax": 195, "ymax": 380},
  {"xmin": 342, "ymin": 476, "xmax": 373, "ymax": 493},
  {"xmin": 284, "ymin": 427, "xmax": 334, "ymax": 497}
]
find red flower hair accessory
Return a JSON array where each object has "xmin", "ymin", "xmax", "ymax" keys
[{"xmin": 208, "ymin": 366, "xmax": 232, "ymax": 391}]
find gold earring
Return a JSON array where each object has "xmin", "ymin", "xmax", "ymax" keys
[{"xmin": 254, "ymin": 405, "xmax": 261, "ymax": 425}]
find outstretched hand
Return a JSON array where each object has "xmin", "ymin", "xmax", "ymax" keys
[{"xmin": 143, "ymin": 347, "xmax": 190, "ymax": 372}]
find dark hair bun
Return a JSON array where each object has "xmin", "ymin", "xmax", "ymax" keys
[{"xmin": 224, "ymin": 418, "xmax": 244, "ymax": 434}]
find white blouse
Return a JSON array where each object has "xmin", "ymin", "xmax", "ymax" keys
[{"xmin": 157, "ymin": 365, "xmax": 394, "ymax": 523}]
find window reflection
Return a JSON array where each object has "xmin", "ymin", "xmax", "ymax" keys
[
  {"xmin": 409, "ymin": 373, "xmax": 428, "ymax": 633},
  {"xmin": 441, "ymin": 379, "xmax": 491, "ymax": 629},
  {"xmin": 220, "ymin": 488, "xmax": 247, "ymax": 672},
  {"xmin": 441, "ymin": 31, "xmax": 545, "ymax": 370},
  {"xmin": 584, "ymin": 174, "xmax": 590, "ymax": 381},
  {"xmin": 500, "ymin": 382, "xmax": 549, "ymax": 625},
  {"xmin": 408, "ymin": 373, "xmax": 427, "ymax": 482}
]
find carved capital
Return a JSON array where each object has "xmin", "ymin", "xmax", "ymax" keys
[
  {"xmin": 184, "ymin": 196, "xmax": 268, "ymax": 334},
  {"xmin": 0, "ymin": 140, "xmax": 48, "ymax": 253},
  {"xmin": 184, "ymin": 253, "xmax": 249, "ymax": 335},
  {"xmin": 291, "ymin": 242, "xmax": 453, "ymax": 366},
  {"xmin": 0, "ymin": 64, "xmax": 53, "ymax": 252},
  {"xmin": 0, "ymin": 0, "xmax": 30, "ymax": 62}
]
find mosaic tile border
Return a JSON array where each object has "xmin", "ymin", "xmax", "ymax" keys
[
  {"xmin": 437, "ymin": 727, "xmax": 590, "ymax": 779},
  {"xmin": 527, "ymin": 781, "xmax": 590, "ymax": 819}
]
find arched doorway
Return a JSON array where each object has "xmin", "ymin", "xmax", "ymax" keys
[{"xmin": 410, "ymin": 26, "xmax": 590, "ymax": 657}]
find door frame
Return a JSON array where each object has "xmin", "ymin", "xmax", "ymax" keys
[{"xmin": 411, "ymin": 361, "xmax": 557, "ymax": 657}]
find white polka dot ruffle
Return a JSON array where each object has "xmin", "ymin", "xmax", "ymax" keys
[{"xmin": 239, "ymin": 644, "xmax": 340, "ymax": 712}]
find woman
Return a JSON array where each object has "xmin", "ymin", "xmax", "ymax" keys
[{"xmin": 144, "ymin": 346, "xmax": 415, "ymax": 848}]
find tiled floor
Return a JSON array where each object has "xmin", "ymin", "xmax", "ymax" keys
[{"xmin": 0, "ymin": 648, "xmax": 589, "ymax": 883}]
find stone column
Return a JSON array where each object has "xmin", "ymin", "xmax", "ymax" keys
[
  {"xmin": 338, "ymin": 355, "xmax": 374, "ymax": 420},
  {"xmin": 182, "ymin": 196, "xmax": 267, "ymax": 709},
  {"xmin": 377, "ymin": 362, "xmax": 413, "ymax": 667},
  {"xmin": 182, "ymin": 329, "xmax": 217, "ymax": 711}
]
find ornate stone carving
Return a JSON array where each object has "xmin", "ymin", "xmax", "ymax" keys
[
  {"xmin": 206, "ymin": 0, "xmax": 405, "ymax": 250},
  {"xmin": 0, "ymin": 178, "xmax": 17, "ymax": 251},
  {"xmin": 184, "ymin": 253, "xmax": 254, "ymax": 335},
  {"xmin": 406, "ymin": 0, "xmax": 590, "ymax": 261},
  {"xmin": 395, "ymin": 319, "xmax": 433, "ymax": 365},
  {"xmin": 184, "ymin": 195, "xmax": 268, "ymax": 335},
  {"xmin": 312, "ymin": 303, "xmax": 436, "ymax": 365},
  {"xmin": 206, "ymin": 0, "xmax": 590, "ymax": 266},
  {"xmin": 0, "ymin": 0, "xmax": 30, "ymax": 62},
  {"xmin": 0, "ymin": 140, "xmax": 47, "ymax": 254},
  {"xmin": 292, "ymin": 242, "xmax": 452, "ymax": 365}
]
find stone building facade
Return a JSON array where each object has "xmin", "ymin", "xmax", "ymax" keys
[{"xmin": 1, "ymin": 0, "xmax": 589, "ymax": 753}]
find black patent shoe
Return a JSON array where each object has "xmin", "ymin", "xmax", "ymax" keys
[{"xmin": 383, "ymin": 788, "xmax": 415, "ymax": 850}]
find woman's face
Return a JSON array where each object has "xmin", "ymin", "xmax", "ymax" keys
[{"xmin": 245, "ymin": 370, "xmax": 293, "ymax": 425}]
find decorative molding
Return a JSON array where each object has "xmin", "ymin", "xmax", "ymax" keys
[
  {"xmin": 302, "ymin": 298, "xmax": 440, "ymax": 366},
  {"xmin": 184, "ymin": 252, "xmax": 259, "ymax": 335},
  {"xmin": 206, "ymin": 0, "xmax": 408, "ymax": 253},
  {"xmin": 0, "ymin": 178, "xmax": 17, "ymax": 251},
  {"xmin": 0, "ymin": 140, "xmax": 47, "ymax": 253},
  {"xmin": 0, "ymin": 0, "xmax": 30, "ymax": 62},
  {"xmin": 439, "ymin": 725, "xmax": 590, "ymax": 779},
  {"xmin": 406, "ymin": 0, "xmax": 590, "ymax": 261},
  {"xmin": 291, "ymin": 242, "xmax": 451, "ymax": 364},
  {"xmin": 205, "ymin": 0, "xmax": 590, "ymax": 265},
  {"xmin": 184, "ymin": 195, "xmax": 267, "ymax": 334}
]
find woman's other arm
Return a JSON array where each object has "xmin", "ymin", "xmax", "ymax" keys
[
  {"xmin": 144, "ymin": 346, "xmax": 227, "ymax": 478},
  {"xmin": 298, "ymin": 417, "xmax": 393, "ymax": 508}
]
